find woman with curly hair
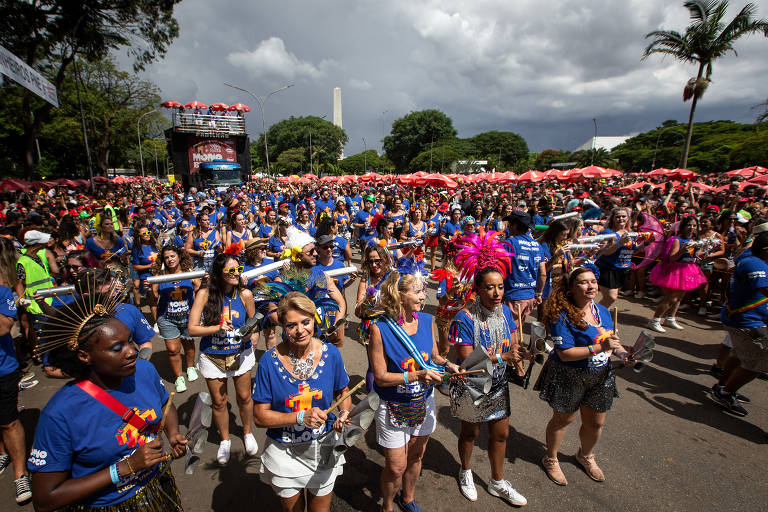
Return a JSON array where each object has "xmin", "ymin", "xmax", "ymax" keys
[
  {"xmin": 535, "ymin": 266, "xmax": 631, "ymax": 486},
  {"xmin": 131, "ymin": 222, "xmax": 159, "ymax": 307},
  {"xmin": 151, "ymin": 245, "xmax": 201, "ymax": 393}
]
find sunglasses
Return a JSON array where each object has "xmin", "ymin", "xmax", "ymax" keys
[
  {"xmin": 367, "ymin": 258, "xmax": 383, "ymax": 265},
  {"xmin": 66, "ymin": 264, "xmax": 84, "ymax": 271},
  {"xmin": 304, "ymin": 248, "xmax": 317, "ymax": 255},
  {"xmin": 223, "ymin": 265, "xmax": 244, "ymax": 276}
]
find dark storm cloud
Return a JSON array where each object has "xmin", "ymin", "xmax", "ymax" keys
[{"xmin": 137, "ymin": 0, "xmax": 768, "ymax": 155}]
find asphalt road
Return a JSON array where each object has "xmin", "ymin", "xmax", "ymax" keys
[{"xmin": 3, "ymin": 256, "xmax": 767, "ymax": 511}]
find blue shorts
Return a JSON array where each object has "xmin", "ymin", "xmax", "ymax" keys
[{"xmin": 157, "ymin": 315, "xmax": 190, "ymax": 340}]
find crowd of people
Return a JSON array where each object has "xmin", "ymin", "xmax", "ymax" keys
[{"xmin": 0, "ymin": 170, "xmax": 766, "ymax": 511}]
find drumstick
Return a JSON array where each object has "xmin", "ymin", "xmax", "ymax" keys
[
  {"xmin": 324, "ymin": 379, "xmax": 366, "ymax": 414},
  {"xmin": 159, "ymin": 391, "xmax": 175, "ymax": 436},
  {"xmin": 613, "ymin": 307, "xmax": 618, "ymax": 336},
  {"xmin": 442, "ymin": 368, "xmax": 487, "ymax": 381},
  {"xmin": 517, "ymin": 304, "xmax": 523, "ymax": 345}
]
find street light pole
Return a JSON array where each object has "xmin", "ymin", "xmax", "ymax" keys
[
  {"xmin": 381, "ymin": 110, "xmax": 388, "ymax": 152},
  {"xmin": 591, "ymin": 117, "xmax": 597, "ymax": 165},
  {"xmin": 224, "ymin": 82, "xmax": 294, "ymax": 175},
  {"xmin": 362, "ymin": 137, "xmax": 367, "ymax": 172},
  {"xmin": 137, "ymin": 109, "xmax": 157, "ymax": 178}
]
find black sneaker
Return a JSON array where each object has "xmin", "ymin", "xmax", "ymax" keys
[
  {"xmin": 711, "ymin": 385, "xmax": 748, "ymax": 417},
  {"xmin": 708, "ymin": 364, "xmax": 724, "ymax": 379},
  {"xmin": 0, "ymin": 454, "xmax": 9, "ymax": 475},
  {"xmin": 712, "ymin": 384, "xmax": 751, "ymax": 404},
  {"xmin": 15, "ymin": 474, "xmax": 31, "ymax": 503}
]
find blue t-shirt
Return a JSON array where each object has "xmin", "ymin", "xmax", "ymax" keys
[
  {"xmin": 268, "ymin": 235, "xmax": 285, "ymax": 256},
  {"xmin": 252, "ymin": 343, "xmax": 348, "ymax": 443},
  {"xmin": 503, "ymin": 233, "xmax": 542, "ymax": 300},
  {"xmin": 27, "ymin": 360, "xmax": 169, "ymax": 507},
  {"xmin": 315, "ymin": 259, "xmax": 348, "ymax": 292},
  {"xmin": 332, "ymin": 236, "xmax": 348, "ymax": 265},
  {"xmin": 549, "ymin": 304, "xmax": 615, "ymax": 369},
  {"xmin": 85, "ymin": 236, "xmax": 125, "ymax": 261},
  {"xmin": 244, "ymin": 257, "xmax": 279, "ymax": 288},
  {"xmin": 0, "ymin": 286, "xmax": 19, "ymax": 377},
  {"xmin": 442, "ymin": 221, "xmax": 461, "ymax": 238},
  {"xmin": 533, "ymin": 214, "xmax": 551, "ymax": 227},
  {"xmin": 156, "ymin": 279, "xmax": 194, "ymax": 319},
  {"xmin": 131, "ymin": 244, "xmax": 157, "ymax": 279},
  {"xmin": 346, "ymin": 195, "xmax": 363, "ymax": 216},
  {"xmin": 116, "ymin": 303, "xmax": 156, "ymax": 345},
  {"xmin": 595, "ymin": 230, "xmax": 633, "ymax": 270},
  {"xmin": 449, "ymin": 306, "xmax": 517, "ymax": 385},
  {"xmin": 721, "ymin": 255, "xmax": 768, "ymax": 328},
  {"xmin": 373, "ymin": 313, "xmax": 435, "ymax": 403},
  {"xmin": 539, "ymin": 242, "xmax": 553, "ymax": 299},
  {"xmin": 257, "ymin": 224, "xmax": 274, "ymax": 239},
  {"xmin": 354, "ymin": 210, "xmax": 376, "ymax": 241},
  {"xmin": 199, "ymin": 291, "xmax": 250, "ymax": 355}
]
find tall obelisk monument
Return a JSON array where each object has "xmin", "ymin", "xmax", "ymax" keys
[{"xmin": 333, "ymin": 87, "xmax": 343, "ymax": 159}]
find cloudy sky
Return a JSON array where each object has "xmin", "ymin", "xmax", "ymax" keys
[{"xmin": 137, "ymin": 0, "xmax": 768, "ymax": 155}]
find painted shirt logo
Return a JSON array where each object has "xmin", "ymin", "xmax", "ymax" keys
[
  {"xmin": 170, "ymin": 286, "xmax": 185, "ymax": 301},
  {"xmin": 400, "ymin": 351, "xmax": 429, "ymax": 372},
  {"xmin": 589, "ymin": 326, "xmax": 613, "ymax": 368},
  {"xmin": 286, "ymin": 383, "xmax": 323, "ymax": 412},
  {"xmin": 116, "ymin": 408, "xmax": 158, "ymax": 448}
]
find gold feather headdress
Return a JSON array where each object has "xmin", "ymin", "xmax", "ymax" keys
[{"xmin": 36, "ymin": 270, "xmax": 126, "ymax": 355}]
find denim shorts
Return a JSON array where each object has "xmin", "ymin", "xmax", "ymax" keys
[{"xmin": 157, "ymin": 315, "xmax": 190, "ymax": 340}]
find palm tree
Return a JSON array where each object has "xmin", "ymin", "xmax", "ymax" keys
[{"xmin": 643, "ymin": 1, "xmax": 768, "ymax": 168}]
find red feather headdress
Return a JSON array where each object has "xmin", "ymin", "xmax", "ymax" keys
[
  {"xmin": 224, "ymin": 240, "xmax": 244, "ymax": 256},
  {"xmin": 454, "ymin": 228, "xmax": 514, "ymax": 281}
]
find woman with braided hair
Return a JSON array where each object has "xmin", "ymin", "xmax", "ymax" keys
[
  {"xmin": 29, "ymin": 279, "xmax": 186, "ymax": 511},
  {"xmin": 535, "ymin": 265, "xmax": 631, "ymax": 486}
]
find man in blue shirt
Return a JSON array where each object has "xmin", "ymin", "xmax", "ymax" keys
[
  {"xmin": 714, "ymin": 231, "xmax": 768, "ymax": 417},
  {"xmin": 352, "ymin": 194, "xmax": 377, "ymax": 252}
]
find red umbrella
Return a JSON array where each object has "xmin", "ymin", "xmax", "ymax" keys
[
  {"xmin": 93, "ymin": 176, "xmax": 109, "ymax": 184},
  {"xmin": 687, "ymin": 182, "xmax": 715, "ymax": 192},
  {"xmin": 0, "ymin": 179, "xmax": 31, "ymax": 192},
  {"xmin": 517, "ymin": 170, "xmax": 545, "ymax": 183},
  {"xmin": 646, "ymin": 168, "xmax": 674, "ymax": 178},
  {"xmin": 419, "ymin": 173, "xmax": 458, "ymax": 189},
  {"xmin": 184, "ymin": 100, "xmax": 207, "ymax": 110},
  {"xmin": 161, "ymin": 100, "xmax": 183, "ymax": 108},
  {"xmin": 210, "ymin": 103, "xmax": 230, "ymax": 112},
  {"xmin": 617, "ymin": 181, "xmax": 657, "ymax": 193},
  {"xmin": 577, "ymin": 165, "xmax": 610, "ymax": 179},
  {"xmin": 301, "ymin": 173, "xmax": 319, "ymax": 180},
  {"xmin": 555, "ymin": 168, "xmax": 580, "ymax": 181},
  {"xmin": 542, "ymin": 169, "xmax": 560, "ymax": 179},
  {"xmin": 495, "ymin": 171, "xmax": 518, "ymax": 184},
  {"xmin": 748, "ymin": 174, "xmax": 768, "ymax": 186},
  {"xmin": 228, "ymin": 103, "xmax": 251, "ymax": 112},
  {"xmin": 727, "ymin": 166, "xmax": 768, "ymax": 178},
  {"xmin": 30, "ymin": 180, "xmax": 55, "ymax": 190},
  {"xmin": 669, "ymin": 168, "xmax": 698, "ymax": 180},
  {"xmin": 54, "ymin": 178, "xmax": 78, "ymax": 187}
]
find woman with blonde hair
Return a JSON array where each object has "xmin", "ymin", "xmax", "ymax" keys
[
  {"xmin": 252, "ymin": 291, "xmax": 350, "ymax": 512},
  {"xmin": 368, "ymin": 259, "xmax": 460, "ymax": 512}
]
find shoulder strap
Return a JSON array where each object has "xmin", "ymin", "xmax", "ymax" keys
[{"xmin": 76, "ymin": 380, "xmax": 151, "ymax": 433}]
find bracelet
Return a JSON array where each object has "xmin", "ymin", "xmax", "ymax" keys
[
  {"xmin": 496, "ymin": 354, "xmax": 503, "ymax": 364},
  {"xmin": 109, "ymin": 463, "xmax": 120, "ymax": 484},
  {"xmin": 125, "ymin": 458, "xmax": 135, "ymax": 475},
  {"xmin": 403, "ymin": 372, "xmax": 409, "ymax": 384},
  {"xmin": 296, "ymin": 410, "xmax": 306, "ymax": 426},
  {"xmin": 588, "ymin": 344, "xmax": 595, "ymax": 355}
]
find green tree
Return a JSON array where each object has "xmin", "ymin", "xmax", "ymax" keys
[
  {"xmin": 643, "ymin": 0, "xmax": 768, "ymax": 168},
  {"xmin": 534, "ymin": 149, "xmax": 568, "ymax": 170},
  {"xmin": 254, "ymin": 116, "xmax": 346, "ymax": 170},
  {"xmin": 382, "ymin": 109, "xmax": 457, "ymax": 172},
  {"xmin": 470, "ymin": 131, "xmax": 529, "ymax": 167},
  {"xmin": 339, "ymin": 150, "xmax": 381, "ymax": 174},
  {"xmin": 276, "ymin": 147, "xmax": 307, "ymax": 173},
  {"xmin": 573, "ymin": 148, "xmax": 616, "ymax": 168},
  {"xmin": 729, "ymin": 130, "xmax": 768, "ymax": 167},
  {"xmin": 0, "ymin": 0, "xmax": 181, "ymax": 177},
  {"xmin": 408, "ymin": 145, "xmax": 461, "ymax": 172}
]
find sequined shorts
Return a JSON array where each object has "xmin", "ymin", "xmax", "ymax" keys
[
  {"xmin": 534, "ymin": 359, "xmax": 618, "ymax": 413},
  {"xmin": 449, "ymin": 379, "xmax": 510, "ymax": 423},
  {"xmin": 65, "ymin": 466, "xmax": 183, "ymax": 511}
]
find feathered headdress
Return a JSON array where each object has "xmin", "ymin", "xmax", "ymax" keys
[
  {"xmin": 37, "ymin": 271, "xmax": 126, "ymax": 355},
  {"xmin": 281, "ymin": 226, "xmax": 315, "ymax": 262},
  {"xmin": 224, "ymin": 240, "xmax": 244, "ymax": 256},
  {"xmin": 455, "ymin": 229, "xmax": 514, "ymax": 281},
  {"xmin": 253, "ymin": 266, "xmax": 339, "ymax": 334},
  {"xmin": 370, "ymin": 212, "xmax": 385, "ymax": 230},
  {"xmin": 396, "ymin": 254, "xmax": 426, "ymax": 288}
]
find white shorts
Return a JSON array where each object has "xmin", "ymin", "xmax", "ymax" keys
[
  {"xmin": 375, "ymin": 393, "xmax": 436, "ymax": 449},
  {"xmin": 262, "ymin": 467, "xmax": 338, "ymax": 498},
  {"xmin": 197, "ymin": 347, "xmax": 255, "ymax": 380}
]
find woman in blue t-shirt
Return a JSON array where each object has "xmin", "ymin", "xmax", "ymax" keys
[
  {"xmin": 594, "ymin": 207, "xmax": 635, "ymax": 308},
  {"xmin": 30, "ymin": 296, "xmax": 186, "ymax": 511},
  {"xmin": 535, "ymin": 266, "xmax": 630, "ymax": 486},
  {"xmin": 186, "ymin": 212, "xmax": 221, "ymax": 272},
  {"xmin": 252, "ymin": 292, "xmax": 351, "ymax": 512},
  {"xmin": 151, "ymin": 245, "xmax": 201, "ymax": 394},
  {"xmin": 188, "ymin": 253, "xmax": 257, "ymax": 465},
  {"xmin": 130, "ymin": 224, "xmax": 158, "ymax": 307},
  {"xmin": 368, "ymin": 268, "xmax": 459, "ymax": 512},
  {"xmin": 85, "ymin": 213, "xmax": 126, "ymax": 263}
]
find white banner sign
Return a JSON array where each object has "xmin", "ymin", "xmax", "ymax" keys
[{"xmin": 0, "ymin": 44, "xmax": 58, "ymax": 107}]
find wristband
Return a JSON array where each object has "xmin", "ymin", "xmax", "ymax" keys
[
  {"xmin": 296, "ymin": 410, "xmax": 306, "ymax": 426},
  {"xmin": 496, "ymin": 354, "xmax": 503, "ymax": 364},
  {"xmin": 109, "ymin": 463, "xmax": 120, "ymax": 484},
  {"xmin": 403, "ymin": 372, "xmax": 409, "ymax": 385},
  {"xmin": 588, "ymin": 344, "xmax": 595, "ymax": 355}
]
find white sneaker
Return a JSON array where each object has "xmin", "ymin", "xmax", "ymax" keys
[
  {"xmin": 665, "ymin": 317, "xmax": 684, "ymax": 330},
  {"xmin": 244, "ymin": 433, "xmax": 259, "ymax": 456},
  {"xmin": 186, "ymin": 366, "xmax": 199, "ymax": 382},
  {"xmin": 174, "ymin": 376, "xmax": 187, "ymax": 393},
  {"xmin": 458, "ymin": 469, "xmax": 477, "ymax": 502},
  {"xmin": 488, "ymin": 479, "xmax": 527, "ymax": 506},
  {"xmin": 648, "ymin": 318, "xmax": 666, "ymax": 333},
  {"xmin": 217, "ymin": 439, "xmax": 231, "ymax": 465}
]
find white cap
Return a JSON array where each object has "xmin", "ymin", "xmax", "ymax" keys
[
  {"xmin": 24, "ymin": 230, "xmax": 51, "ymax": 245},
  {"xmin": 284, "ymin": 226, "xmax": 315, "ymax": 252}
]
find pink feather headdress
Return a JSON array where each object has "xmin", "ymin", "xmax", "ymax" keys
[{"xmin": 455, "ymin": 229, "xmax": 514, "ymax": 280}]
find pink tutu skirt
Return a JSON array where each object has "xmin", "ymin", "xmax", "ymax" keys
[{"xmin": 649, "ymin": 261, "xmax": 707, "ymax": 291}]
